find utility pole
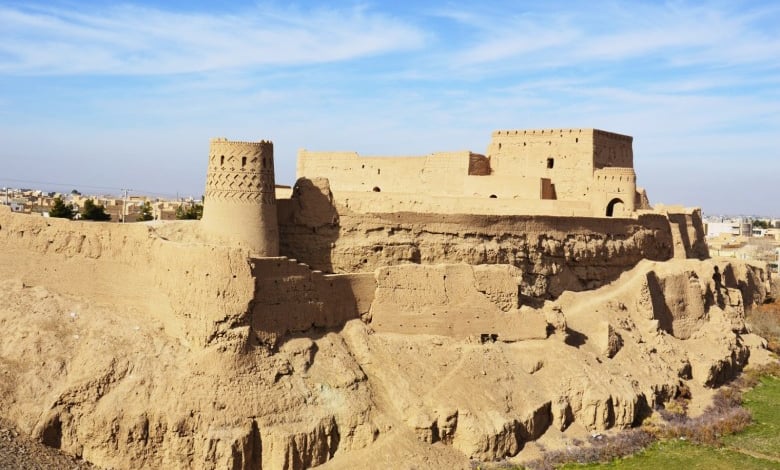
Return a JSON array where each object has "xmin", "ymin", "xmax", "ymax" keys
[
  {"xmin": 776, "ymin": 247, "xmax": 780, "ymax": 274},
  {"xmin": 121, "ymin": 188, "xmax": 130, "ymax": 223}
]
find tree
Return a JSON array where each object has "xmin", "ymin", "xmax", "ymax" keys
[
  {"xmin": 753, "ymin": 219, "xmax": 769, "ymax": 229},
  {"xmin": 138, "ymin": 201, "xmax": 154, "ymax": 221},
  {"xmin": 48, "ymin": 197, "xmax": 75, "ymax": 219},
  {"xmin": 175, "ymin": 203, "xmax": 203, "ymax": 220},
  {"xmin": 71, "ymin": 189, "xmax": 81, "ymax": 196},
  {"xmin": 81, "ymin": 199, "xmax": 111, "ymax": 221}
]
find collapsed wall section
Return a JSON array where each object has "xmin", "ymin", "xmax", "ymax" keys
[
  {"xmin": 250, "ymin": 257, "xmax": 373, "ymax": 346},
  {"xmin": 369, "ymin": 264, "xmax": 548, "ymax": 340},
  {"xmin": 665, "ymin": 207, "xmax": 710, "ymax": 260}
]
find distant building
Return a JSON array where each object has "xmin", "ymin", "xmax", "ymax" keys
[
  {"xmin": 9, "ymin": 198, "xmax": 26, "ymax": 213},
  {"xmin": 705, "ymin": 221, "xmax": 740, "ymax": 238}
]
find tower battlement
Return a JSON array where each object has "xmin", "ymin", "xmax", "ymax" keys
[
  {"xmin": 205, "ymin": 139, "xmax": 275, "ymax": 204},
  {"xmin": 201, "ymin": 138, "xmax": 279, "ymax": 256},
  {"xmin": 209, "ymin": 137, "xmax": 273, "ymax": 146}
]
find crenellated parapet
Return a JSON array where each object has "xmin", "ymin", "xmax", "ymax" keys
[
  {"xmin": 491, "ymin": 128, "xmax": 589, "ymax": 136},
  {"xmin": 593, "ymin": 167, "xmax": 636, "ymax": 182},
  {"xmin": 205, "ymin": 139, "xmax": 276, "ymax": 205}
]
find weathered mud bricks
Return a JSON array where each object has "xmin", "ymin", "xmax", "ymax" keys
[{"xmin": 202, "ymin": 138, "xmax": 279, "ymax": 256}]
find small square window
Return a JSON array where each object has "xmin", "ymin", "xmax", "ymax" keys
[{"xmin": 547, "ymin": 158, "xmax": 554, "ymax": 169}]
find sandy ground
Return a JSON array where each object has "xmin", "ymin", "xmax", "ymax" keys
[{"xmin": 0, "ymin": 418, "xmax": 98, "ymax": 470}]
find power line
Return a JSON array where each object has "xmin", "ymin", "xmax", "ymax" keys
[
  {"xmin": 0, "ymin": 177, "xmax": 120, "ymax": 192},
  {"xmin": 0, "ymin": 177, "xmax": 191, "ymax": 199}
]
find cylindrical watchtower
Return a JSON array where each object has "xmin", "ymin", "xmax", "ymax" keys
[{"xmin": 201, "ymin": 138, "xmax": 279, "ymax": 256}]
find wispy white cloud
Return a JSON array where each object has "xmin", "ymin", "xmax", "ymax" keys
[
  {"xmin": 433, "ymin": 2, "xmax": 780, "ymax": 74},
  {"xmin": 0, "ymin": 3, "xmax": 426, "ymax": 75},
  {"xmin": 1, "ymin": 1, "xmax": 779, "ymax": 215}
]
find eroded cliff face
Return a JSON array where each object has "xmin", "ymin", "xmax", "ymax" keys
[
  {"xmin": 0, "ymin": 208, "xmax": 378, "ymax": 469},
  {"xmin": 278, "ymin": 178, "xmax": 679, "ymax": 302},
  {"xmin": 0, "ymin": 205, "xmax": 772, "ymax": 469},
  {"xmin": 0, "ymin": 276, "xmax": 377, "ymax": 469}
]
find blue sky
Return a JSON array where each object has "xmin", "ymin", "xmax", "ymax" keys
[{"xmin": 1, "ymin": 1, "xmax": 779, "ymax": 215}]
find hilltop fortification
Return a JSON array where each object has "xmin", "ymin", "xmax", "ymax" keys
[
  {"xmin": 297, "ymin": 129, "xmax": 641, "ymax": 217},
  {"xmin": 0, "ymin": 129, "xmax": 772, "ymax": 470}
]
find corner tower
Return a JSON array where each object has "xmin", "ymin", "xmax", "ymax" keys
[{"xmin": 201, "ymin": 138, "xmax": 279, "ymax": 256}]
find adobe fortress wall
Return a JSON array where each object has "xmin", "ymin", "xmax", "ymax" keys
[
  {"xmin": 0, "ymin": 206, "xmax": 368, "ymax": 350},
  {"xmin": 297, "ymin": 129, "xmax": 638, "ymax": 217},
  {"xmin": 277, "ymin": 178, "xmax": 710, "ymax": 303},
  {"xmin": 330, "ymin": 191, "xmax": 594, "ymax": 216},
  {"xmin": 0, "ymin": 130, "xmax": 708, "ymax": 350},
  {"xmin": 296, "ymin": 150, "xmax": 473, "ymax": 196}
]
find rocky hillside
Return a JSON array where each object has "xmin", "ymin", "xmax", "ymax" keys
[{"xmin": 0, "ymin": 205, "xmax": 772, "ymax": 469}]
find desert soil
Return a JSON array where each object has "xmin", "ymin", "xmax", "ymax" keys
[{"xmin": 0, "ymin": 418, "xmax": 98, "ymax": 469}]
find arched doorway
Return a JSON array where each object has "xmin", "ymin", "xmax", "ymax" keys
[{"xmin": 606, "ymin": 198, "xmax": 624, "ymax": 217}]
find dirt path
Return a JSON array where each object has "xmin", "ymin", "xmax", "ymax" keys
[{"xmin": 726, "ymin": 445, "xmax": 780, "ymax": 464}]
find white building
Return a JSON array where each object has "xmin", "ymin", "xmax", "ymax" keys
[{"xmin": 705, "ymin": 221, "xmax": 740, "ymax": 238}]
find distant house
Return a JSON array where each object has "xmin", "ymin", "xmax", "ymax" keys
[
  {"xmin": 705, "ymin": 221, "xmax": 740, "ymax": 238},
  {"xmin": 10, "ymin": 199, "xmax": 25, "ymax": 212}
]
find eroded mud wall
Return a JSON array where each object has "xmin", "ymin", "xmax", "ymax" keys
[
  {"xmin": 0, "ymin": 207, "xmax": 367, "ymax": 350},
  {"xmin": 278, "ymin": 179, "xmax": 677, "ymax": 301}
]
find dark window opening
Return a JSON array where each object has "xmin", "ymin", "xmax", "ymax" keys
[
  {"xmin": 377, "ymin": 168, "xmax": 381, "ymax": 175},
  {"xmin": 489, "ymin": 194, "xmax": 497, "ymax": 198},
  {"xmin": 547, "ymin": 158, "xmax": 554, "ymax": 169},
  {"xmin": 372, "ymin": 186, "xmax": 381, "ymax": 192},
  {"xmin": 606, "ymin": 198, "xmax": 625, "ymax": 217},
  {"xmin": 242, "ymin": 156, "xmax": 247, "ymax": 168},
  {"xmin": 220, "ymin": 155, "xmax": 224, "ymax": 166}
]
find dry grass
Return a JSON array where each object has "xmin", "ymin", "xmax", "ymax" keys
[
  {"xmin": 747, "ymin": 299, "xmax": 780, "ymax": 353},
  {"xmin": 521, "ymin": 362, "xmax": 780, "ymax": 469},
  {"xmin": 648, "ymin": 363, "xmax": 780, "ymax": 446},
  {"xmin": 649, "ymin": 394, "xmax": 751, "ymax": 446},
  {"xmin": 522, "ymin": 430, "xmax": 655, "ymax": 470}
]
